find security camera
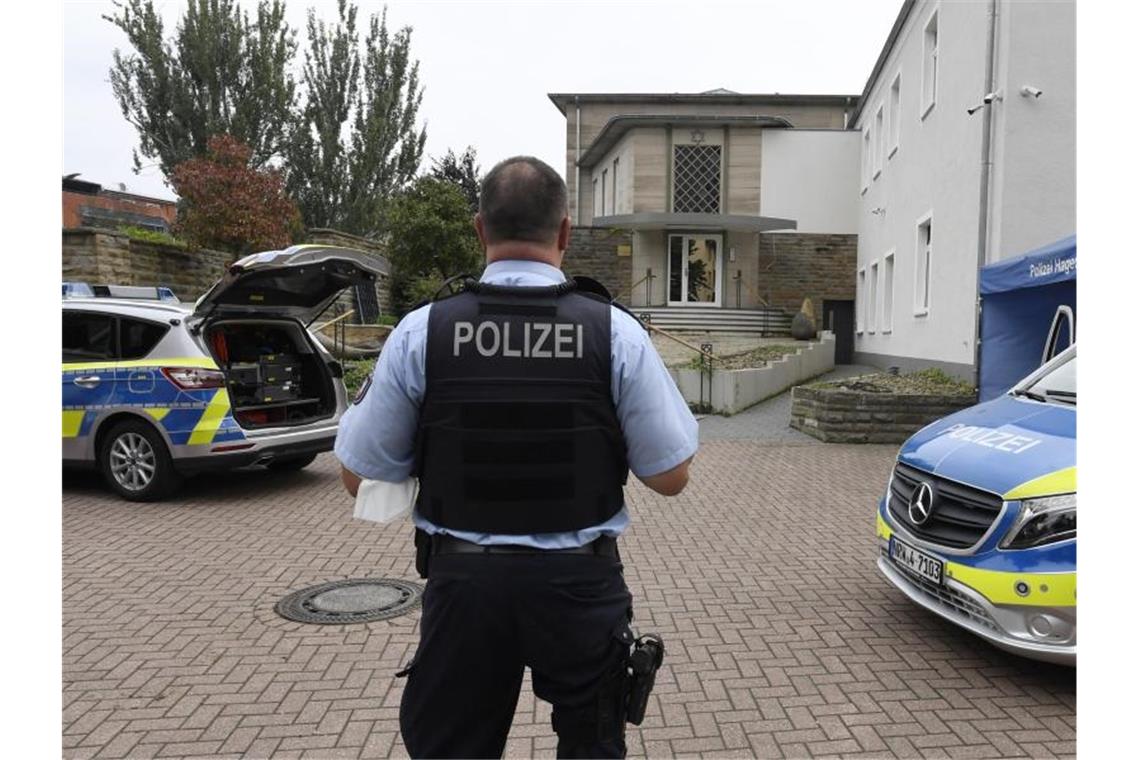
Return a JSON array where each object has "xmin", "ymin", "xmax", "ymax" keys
[
  {"xmin": 1020, "ymin": 85, "xmax": 1043, "ymax": 99},
  {"xmin": 967, "ymin": 90, "xmax": 1004, "ymax": 115}
]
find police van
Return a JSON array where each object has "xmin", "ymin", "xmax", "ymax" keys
[
  {"xmin": 876, "ymin": 343, "xmax": 1076, "ymax": 665},
  {"xmin": 63, "ymin": 245, "xmax": 385, "ymax": 501}
]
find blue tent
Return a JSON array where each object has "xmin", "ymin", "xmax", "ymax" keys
[{"xmin": 978, "ymin": 235, "xmax": 1076, "ymax": 401}]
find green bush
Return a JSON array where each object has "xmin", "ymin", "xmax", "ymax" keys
[
  {"xmin": 117, "ymin": 225, "xmax": 189, "ymax": 248},
  {"xmin": 342, "ymin": 359, "xmax": 375, "ymax": 398},
  {"xmin": 376, "ymin": 314, "xmax": 399, "ymax": 326}
]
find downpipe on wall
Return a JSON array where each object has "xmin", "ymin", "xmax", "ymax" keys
[{"xmin": 973, "ymin": 0, "xmax": 1000, "ymax": 392}]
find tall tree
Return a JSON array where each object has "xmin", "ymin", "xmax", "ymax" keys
[
  {"xmin": 430, "ymin": 147, "xmax": 481, "ymax": 213},
  {"xmin": 385, "ymin": 177, "xmax": 483, "ymax": 313},
  {"xmin": 105, "ymin": 0, "xmax": 297, "ymax": 179},
  {"xmin": 171, "ymin": 134, "xmax": 301, "ymax": 255},
  {"xmin": 288, "ymin": 3, "xmax": 426, "ymax": 236},
  {"xmin": 285, "ymin": 0, "xmax": 359, "ymax": 231}
]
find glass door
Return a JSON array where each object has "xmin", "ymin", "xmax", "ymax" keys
[{"xmin": 667, "ymin": 234, "xmax": 722, "ymax": 306}]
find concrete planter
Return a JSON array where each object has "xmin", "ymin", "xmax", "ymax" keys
[
  {"xmin": 668, "ymin": 332, "xmax": 836, "ymax": 415},
  {"xmin": 790, "ymin": 384, "xmax": 976, "ymax": 443}
]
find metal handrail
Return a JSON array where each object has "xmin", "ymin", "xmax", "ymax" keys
[
  {"xmin": 642, "ymin": 321, "xmax": 716, "ymax": 360},
  {"xmin": 313, "ymin": 308, "xmax": 357, "ymax": 332}
]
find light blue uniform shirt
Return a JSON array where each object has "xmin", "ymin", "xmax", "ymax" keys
[{"xmin": 334, "ymin": 259, "xmax": 699, "ymax": 548}]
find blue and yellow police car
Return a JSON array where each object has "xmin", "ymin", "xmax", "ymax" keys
[
  {"xmin": 63, "ymin": 245, "xmax": 385, "ymax": 501},
  {"xmin": 876, "ymin": 344, "xmax": 1076, "ymax": 665}
]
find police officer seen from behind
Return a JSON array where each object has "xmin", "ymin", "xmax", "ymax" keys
[{"xmin": 335, "ymin": 156, "xmax": 698, "ymax": 758}]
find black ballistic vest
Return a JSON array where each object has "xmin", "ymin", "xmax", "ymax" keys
[{"xmin": 414, "ymin": 280, "xmax": 629, "ymax": 534}]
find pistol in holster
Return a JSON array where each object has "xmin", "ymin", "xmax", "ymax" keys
[
  {"xmin": 414, "ymin": 527, "xmax": 431, "ymax": 579},
  {"xmin": 625, "ymin": 633, "xmax": 665, "ymax": 726}
]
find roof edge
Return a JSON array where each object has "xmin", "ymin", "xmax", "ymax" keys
[
  {"xmin": 548, "ymin": 91, "xmax": 859, "ymax": 116},
  {"xmin": 849, "ymin": 0, "xmax": 917, "ymax": 126},
  {"xmin": 578, "ymin": 114, "xmax": 794, "ymax": 169}
]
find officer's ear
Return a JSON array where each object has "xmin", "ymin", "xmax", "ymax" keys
[
  {"xmin": 474, "ymin": 213, "xmax": 488, "ymax": 249},
  {"xmin": 557, "ymin": 215, "xmax": 571, "ymax": 252}
]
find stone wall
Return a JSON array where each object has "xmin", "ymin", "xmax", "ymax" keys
[
  {"xmin": 759, "ymin": 232, "xmax": 857, "ymax": 325},
  {"xmin": 62, "ymin": 228, "xmax": 232, "ymax": 302},
  {"xmin": 564, "ymin": 227, "xmax": 633, "ymax": 303},
  {"xmin": 62, "ymin": 227, "xmax": 391, "ymax": 321},
  {"xmin": 790, "ymin": 385, "xmax": 975, "ymax": 443}
]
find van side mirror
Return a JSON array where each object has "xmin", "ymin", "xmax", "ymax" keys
[{"xmin": 1042, "ymin": 305, "xmax": 1075, "ymax": 365}]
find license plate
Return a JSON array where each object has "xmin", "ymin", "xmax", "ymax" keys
[{"xmin": 889, "ymin": 537, "xmax": 944, "ymax": 585}]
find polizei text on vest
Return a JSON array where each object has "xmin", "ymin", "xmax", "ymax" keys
[{"xmin": 453, "ymin": 320, "xmax": 585, "ymax": 359}]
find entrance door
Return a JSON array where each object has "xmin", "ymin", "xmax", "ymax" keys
[
  {"xmin": 667, "ymin": 234, "xmax": 722, "ymax": 306},
  {"xmin": 823, "ymin": 300, "xmax": 855, "ymax": 364}
]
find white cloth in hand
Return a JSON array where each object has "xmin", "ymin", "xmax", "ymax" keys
[{"xmin": 352, "ymin": 477, "xmax": 418, "ymax": 524}]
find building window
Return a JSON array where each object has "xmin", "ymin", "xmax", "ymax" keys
[
  {"xmin": 861, "ymin": 129, "xmax": 871, "ymax": 192},
  {"xmin": 857, "ymin": 268, "xmax": 866, "ymax": 334},
  {"xmin": 874, "ymin": 105, "xmax": 884, "ymax": 179},
  {"xmin": 869, "ymin": 260, "xmax": 879, "ymax": 333},
  {"xmin": 922, "ymin": 11, "xmax": 938, "ymax": 118},
  {"xmin": 592, "ymin": 178, "xmax": 599, "ymax": 218},
  {"xmin": 612, "ymin": 157, "xmax": 619, "ymax": 214},
  {"xmin": 889, "ymin": 73, "xmax": 901, "ymax": 157},
  {"xmin": 883, "ymin": 252, "xmax": 895, "ymax": 333},
  {"xmin": 673, "ymin": 144, "xmax": 721, "ymax": 213},
  {"xmin": 601, "ymin": 169, "xmax": 607, "ymax": 217},
  {"xmin": 915, "ymin": 215, "xmax": 933, "ymax": 315}
]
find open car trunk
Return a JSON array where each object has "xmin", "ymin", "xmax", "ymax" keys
[{"xmin": 205, "ymin": 319, "xmax": 336, "ymax": 429}]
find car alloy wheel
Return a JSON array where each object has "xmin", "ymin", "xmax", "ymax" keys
[{"xmin": 109, "ymin": 431, "xmax": 157, "ymax": 492}]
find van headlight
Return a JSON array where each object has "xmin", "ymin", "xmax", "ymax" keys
[{"xmin": 1000, "ymin": 493, "xmax": 1076, "ymax": 549}]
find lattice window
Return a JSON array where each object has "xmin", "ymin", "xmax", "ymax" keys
[{"xmin": 673, "ymin": 145, "xmax": 721, "ymax": 213}]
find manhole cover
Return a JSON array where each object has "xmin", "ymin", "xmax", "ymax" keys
[{"xmin": 275, "ymin": 578, "xmax": 423, "ymax": 625}]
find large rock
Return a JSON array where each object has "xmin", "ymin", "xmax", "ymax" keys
[{"xmin": 790, "ymin": 311, "xmax": 817, "ymax": 340}]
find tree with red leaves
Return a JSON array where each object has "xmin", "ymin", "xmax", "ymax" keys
[{"xmin": 171, "ymin": 134, "xmax": 302, "ymax": 254}]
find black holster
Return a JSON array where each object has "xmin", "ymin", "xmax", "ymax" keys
[
  {"xmin": 625, "ymin": 634, "xmax": 665, "ymax": 726},
  {"xmin": 414, "ymin": 528, "xmax": 431, "ymax": 579}
]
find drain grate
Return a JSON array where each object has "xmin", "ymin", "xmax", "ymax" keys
[{"xmin": 275, "ymin": 578, "xmax": 423, "ymax": 625}]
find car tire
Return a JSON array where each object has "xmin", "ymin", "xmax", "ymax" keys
[
  {"xmin": 266, "ymin": 452, "xmax": 319, "ymax": 471},
  {"xmin": 98, "ymin": 419, "xmax": 182, "ymax": 502}
]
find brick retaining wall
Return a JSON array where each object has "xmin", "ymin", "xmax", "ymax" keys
[
  {"xmin": 62, "ymin": 227, "xmax": 391, "ymax": 321},
  {"xmin": 760, "ymin": 233, "xmax": 856, "ymax": 326},
  {"xmin": 790, "ymin": 385, "xmax": 975, "ymax": 443},
  {"xmin": 564, "ymin": 227, "xmax": 632, "ymax": 303}
]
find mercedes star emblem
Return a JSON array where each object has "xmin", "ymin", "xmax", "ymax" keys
[{"xmin": 908, "ymin": 482, "xmax": 935, "ymax": 525}]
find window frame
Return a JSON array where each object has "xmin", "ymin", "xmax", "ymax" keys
[
  {"xmin": 921, "ymin": 10, "xmax": 939, "ymax": 120},
  {"xmin": 888, "ymin": 72, "xmax": 901, "ymax": 158},
  {"xmin": 592, "ymin": 178, "xmax": 599, "ymax": 218},
  {"xmin": 882, "ymin": 251, "xmax": 896, "ymax": 334},
  {"xmin": 856, "ymin": 267, "xmax": 867, "ymax": 334},
  {"xmin": 118, "ymin": 315, "xmax": 172, "ymax": 361},
  {"xmin": 868, "ymin": 259, "xmax": 879, "ymax": 334},
  {"xmin": 600, "ymin": 169, "xmax": 608, "ymax": 217},
  {"xmin": 62, "ymin": 309, "xmax": 119, "ymax": 364},
  {"xmin": 612, "ymin": 157, "xmax": 619, "ymax": 215},
  {"xmin": 671, "ymin": 144, "xmax": 723, "ymax": 214},
  {"xmin": 873, "ymin": 105, "xmax": 884, "ymax": 180},
  {"xmin": 914, "ymin": 212, "xmax": 934, "ymax": 317},
  {"xmin": 861, "ymin": 128, "xmax": 871, "ymax": 193}
]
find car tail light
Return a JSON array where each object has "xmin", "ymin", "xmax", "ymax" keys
[{"xmin": 162, "ymin": 367, "xmax": 226, "ymax": 390}]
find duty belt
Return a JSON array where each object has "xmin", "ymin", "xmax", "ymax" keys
[{"xmin": 430, "ymin": 533, "xmax": 619, "ymax": 558}]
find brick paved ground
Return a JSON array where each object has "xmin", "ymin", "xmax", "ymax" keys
[{"xmin": 63, "ymin": 437, "xmax": 1075, "ymax": 758}]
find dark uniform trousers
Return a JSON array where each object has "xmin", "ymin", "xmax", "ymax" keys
[{"xmin": 398, "ymin": 548, "xmax": 634, "ymax": 759}]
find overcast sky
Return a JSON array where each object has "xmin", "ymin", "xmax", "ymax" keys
[{"xmin": 63, "ymin": 0, "xmax": 901, "ymax": 201}]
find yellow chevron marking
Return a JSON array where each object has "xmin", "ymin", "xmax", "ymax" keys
[
  {"xmin": 187, "ymin": 389, "xmax": 231, "ymax": 445},
  {"xmin": 144, "ymin": 408, "xmax": 171, "ymax": 422},
  {"xmin": 62, "ymin": 410, "xmax": 85, "ymax": 438},
  {"xmin": 1004, "ymin": 467, "xmax": 1077, "ymax": 500}
]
